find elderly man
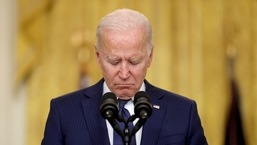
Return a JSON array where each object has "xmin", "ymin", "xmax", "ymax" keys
[{"xmin": 42, "ymin": 8, "xmax": 208, "ymax": 145}]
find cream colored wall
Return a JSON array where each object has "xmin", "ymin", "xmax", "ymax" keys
[{"xmin": 15, "ymin": 0, "xmax": 257, "ymax": 145}]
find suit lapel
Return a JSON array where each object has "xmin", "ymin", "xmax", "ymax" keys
[
  {"xmin": 81, "ymin": 79, "xmax": 110, "ymax": 145},
  {"xmin": 140, "ymin": 81, "xmax": 167, "ymax": 145},
  {"xmin": 80, "ymin": 79, "xmax": 166, "ymax": 145}
]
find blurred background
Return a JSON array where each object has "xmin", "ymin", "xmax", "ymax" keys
[{"xmin": 0, "ymin": 0, "xmax": 256, "ymax": 145}]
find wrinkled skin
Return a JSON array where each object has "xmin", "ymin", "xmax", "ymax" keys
[{"xmin": 96, "ymin": 28, "xmax": 153, "ymax": 99}]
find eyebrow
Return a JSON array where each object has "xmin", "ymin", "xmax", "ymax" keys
[
  {"xmin": 129, "ymin": 56, "xmax": 143, "ymax": 62},
  {"xmin": 106, "ymin": 55, "xmax": 120, "ymax": 61}
]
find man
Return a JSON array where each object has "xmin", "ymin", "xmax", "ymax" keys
[{"xmin": 42, "ymin": 8, "xmax": 208, "ymax": 145}]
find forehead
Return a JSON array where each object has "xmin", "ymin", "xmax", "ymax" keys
[{"xmin": 101, "ymin": 28, "xmax": 147, "ymax": 53}]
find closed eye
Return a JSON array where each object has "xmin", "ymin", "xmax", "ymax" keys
[
  {"xmin": 109, "ymin": 60, "xmax": 120, "ymax": 65},
  {"xmin": 129, "ymin": 57, "xmax": 142, "ymax": 65},
  {"xmin": 106, "ymin": 55, "xmax": 121, "ymax": 65},
  {"xmin": 129, "ymin": 60, "xmax": 140, "ymax": 65}
]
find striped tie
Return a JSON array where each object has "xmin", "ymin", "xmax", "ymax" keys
[{"xmin": 113, "ymin": 99, "xmax": 136, "ymax": 145}]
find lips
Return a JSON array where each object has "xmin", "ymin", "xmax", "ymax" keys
[
  {"xmin": 117, "ymin": 84, "xmax": 131, "ymax": 87},
  {"xmin": 115, "ymin": 84, "xmax": 133, "ymax": 89}
]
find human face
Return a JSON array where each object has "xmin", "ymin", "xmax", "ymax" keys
[{"xmin": 96, "ymin": 28, "xmax": 153, "ymax": 99}]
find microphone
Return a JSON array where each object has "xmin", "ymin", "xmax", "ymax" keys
[
  {"xmin": 130, "ymin": 91, "xmax": 152, "ymax": 136},
  {"xmin": 100, "ymin": 92, "xmax": 123, "ymax": 136},
  {"xmin": 100, "ymin": 92, "xmax": 118, "ymax": 120},
  {"xmin": 134, "ymin": 91, "xmax": 152, "ymax": 120}
]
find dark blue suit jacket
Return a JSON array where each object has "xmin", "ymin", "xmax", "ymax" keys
[{"xmin": 42, "ymin": 79, "xmax": 208, "ymax": 145}]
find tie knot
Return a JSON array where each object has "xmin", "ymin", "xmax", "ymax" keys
[{"xmin": 118, "ymin": 99, "xmax": 131, "ymax": 109}]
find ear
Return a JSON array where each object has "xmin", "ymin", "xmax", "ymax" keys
[
  {"xmin": 94, "ymin": 45, "xmax": 101, "ymax": 66},
  {"xmin": 147, "ymin": 45, "xmax": 154, "ymax": 67}
]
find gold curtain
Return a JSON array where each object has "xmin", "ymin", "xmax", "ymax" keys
[{"xmin": 16, "ymin": 0, "xmax": 257, "ymax": 145}]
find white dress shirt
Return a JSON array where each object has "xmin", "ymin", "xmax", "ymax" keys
[{"xmin": 103, "ymin": 82, "xmax": 146, "ymax": 145}]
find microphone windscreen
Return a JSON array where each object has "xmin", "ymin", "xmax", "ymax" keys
[
  {"xmin": 101, "ymin": 92, "xmax": 117, "ymax": 103},
  {"xmin": 134, "ymin": 91, "xmax": 152, "ymax": 119},
  {"xmin": 100, "ymin": 92, "xmax": 118, "ymax": 119}
]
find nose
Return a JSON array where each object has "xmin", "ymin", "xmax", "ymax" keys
[{"xmin": 118, "ymin": 62, "xmax": 130, "ymax": 79}]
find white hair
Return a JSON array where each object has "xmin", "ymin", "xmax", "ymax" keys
[{"xmin": 95, "ymin": 8, "xmax": 153, "ymax": 53}]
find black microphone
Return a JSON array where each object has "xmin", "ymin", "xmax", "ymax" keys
[
  {"xmin": 130, "ymin": 91, "xmax": 152, "ymax": 136},
  {"xmin": 100, "ymin": 92, "xmax": 123, "ymax": 136},
  {"xmin": 100, "ymin": 92, "xmax": 118, "ymax": 120},
  {"xmin": 134, "ymin": 91, "xmax": 152, "ymax": 120}
]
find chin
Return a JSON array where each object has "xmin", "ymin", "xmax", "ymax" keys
[{"xmin": 115, "ymin": 90, "xmax": 135, "ymax": 99}]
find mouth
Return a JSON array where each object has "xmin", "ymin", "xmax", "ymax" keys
[{"xmin": 115, "ymin": 84, "xmax": 133, "ymax": 89}]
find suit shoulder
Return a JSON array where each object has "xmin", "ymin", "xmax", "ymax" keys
[
  {"xmin": 147, "ymin": 83, "xmax": 195, "ymax": 106},
  {"xmin": 150, "ymin": 86, "xmax": 199, "ymax": 116},
  {"xmin": 162, "ymin": 89, "xmax": 194, "ymax": 104},
  {"xmin": 51, "ymin": 80, "xmax": 103, "ymax": 105},
  {"xmin": 51, "ymin": 88, "xmax": 88, "ymax": 106}
]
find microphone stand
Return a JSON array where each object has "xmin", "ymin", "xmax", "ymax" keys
[
  {"xmin": 116, "ymin": 115, "xmax": 136, "ymax": 145},
  {"xmin": 101, "ymin": 91, "xmax": 151, "ymax": 145},
  {"xmin": 104, "ymin": 108, "xmax": 145, "ymax": 145},
  {"xmin": 114, "ymin": 114, "xmax": 146, "ymax": 145}
]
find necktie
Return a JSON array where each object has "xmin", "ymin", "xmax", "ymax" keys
[{"xmin": 113, "ymin": 99, "xmax": 136, "ymax": 145}]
